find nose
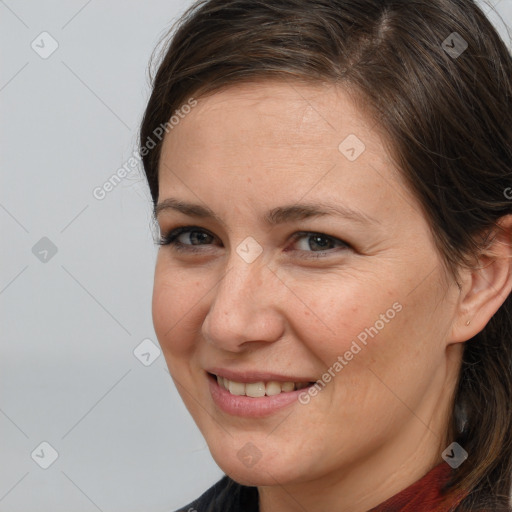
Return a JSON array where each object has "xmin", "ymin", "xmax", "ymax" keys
[{"xmin": 201, "ymin": 254, "xmax": 286, "ymax": 352}]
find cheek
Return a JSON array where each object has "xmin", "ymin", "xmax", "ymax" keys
[
  {"xmin": 288, "ymin": 271, "xmax": 441, "ymax": 410},
  {"xmin": 287, "ymin": 272, "xmax": 403, "ymax": 364},
  {"xmin": 151, "ymin": 259, "xmax": 209, "ymax": 357}
]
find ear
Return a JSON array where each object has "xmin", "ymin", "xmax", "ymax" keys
[{"xmin": 450, "ymin": 214, "xmax": 512, "ymax": 344}]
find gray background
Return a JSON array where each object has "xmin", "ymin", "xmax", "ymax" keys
[{"xmin": 1, "ymin": 1, "xmax": 510, "ymax": 511}]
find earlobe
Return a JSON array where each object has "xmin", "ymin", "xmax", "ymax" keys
[{"xmin": 450, "ymin": 215, "xmax": 512, "ymax": 344}]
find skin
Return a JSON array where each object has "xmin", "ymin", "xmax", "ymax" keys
[{"xmin": 152, "ymin": 81, "xmax": 512, "ymax": 512}]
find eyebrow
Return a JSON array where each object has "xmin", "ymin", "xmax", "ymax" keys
[{"xmin": 155, "ymin": 197, "xmax": 379, "ymax": 226}]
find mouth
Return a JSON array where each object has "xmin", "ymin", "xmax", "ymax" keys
[
  {"xmin": 206, "ymin": 372, "xmax": 316, "ymax": 417},
  {"xmin": 208, "ymin": 372, "xmax": 314, "ymax": 397}
]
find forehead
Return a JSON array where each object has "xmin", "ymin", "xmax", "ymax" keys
[
  {"xmin": 158, "ymin": 81, "xmax": 415, "ymax": 222},
  {"xmin": 166, "ymin": 81, "xmax": 374, "ymax": 150}
]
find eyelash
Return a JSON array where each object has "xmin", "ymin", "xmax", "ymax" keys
[{"xmin": 156, "ymin": 226, "xmax": 350, "ymax": 258}]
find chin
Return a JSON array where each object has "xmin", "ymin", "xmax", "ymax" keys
[
  {"xmin": 207, "ymin": 439, "xmax": 309, "ymax": 487},
  {"xmin": 216, "ymin": 459, "xmax": 293, "ymax": 487}
]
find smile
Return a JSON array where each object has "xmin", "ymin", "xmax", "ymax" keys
[
  {"xmin": 214, "ymin": 374, "xmax": 312, "ymax": 397},
  {"xmin": 207, "ymin": 372, "xmax": 316, "ymax": 417}
]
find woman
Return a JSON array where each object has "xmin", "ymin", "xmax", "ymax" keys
[{"xmin": 140, "ymin": 0, "xmax": 512, "ymax": 510}]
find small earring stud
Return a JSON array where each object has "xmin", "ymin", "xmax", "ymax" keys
[{"xmin": 465, "ymin": 320, "xmax": 471, "ymax": 326}]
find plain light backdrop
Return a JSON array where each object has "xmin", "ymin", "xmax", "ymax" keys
[{"xmin": 1, "ymin": 1, "xmax": 511, "ymax": 511}]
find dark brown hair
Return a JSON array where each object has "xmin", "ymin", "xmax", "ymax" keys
[{"xmin": 140, "ymin": 1, "xmax": 512, "ymax": 509}]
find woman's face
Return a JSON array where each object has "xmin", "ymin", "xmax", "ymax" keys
[{"xmin": 152, "ymin": 82, "xmax": 463, "ymax": 490}]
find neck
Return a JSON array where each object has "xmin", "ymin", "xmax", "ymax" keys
[{"xmin": 258, "ymin": 430, "xmax": 445, "ymax": 512}]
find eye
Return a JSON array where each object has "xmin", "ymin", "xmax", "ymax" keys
[
  {"xmin": 157, "ymin": 226, "xmax": 350, "ymax": 258},
  {"xmin": 288, "ymin": 232, "xmax": 350, "ymax": 256},
  {"xmin": 157, "ymin": 226, "xmax": 219, "ymax": 250}
]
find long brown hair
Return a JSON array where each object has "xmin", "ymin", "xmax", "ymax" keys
[{"xmin": 140, "ymin": 1, "xmax": 512, "ymax": 509}]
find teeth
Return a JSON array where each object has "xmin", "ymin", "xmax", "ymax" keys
[
  {"xmin": 265, "ymin": 381, "xmax": 282, "ymax": 396},
  {"xmin": 228, "ymin": 380, "xmax": 245, "ymax": 396},
  {"xmin": 281, "ymin": 381, "xmax": 295, "ymax": 392},
  {"xmin": 246, "ymin": 382, "xmax": 266, "ymax": 397},
  {"xmin": 216, "ymin": 375, "xmax": 310, "ymax": 396}
]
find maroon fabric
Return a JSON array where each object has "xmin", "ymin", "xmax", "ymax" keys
[{"xmin": 369, "ymin": 462, "xmax": 466, "ymax": 512}]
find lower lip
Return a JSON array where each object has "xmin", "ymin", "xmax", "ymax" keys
[{"xmin": 207, "ymin": 373, "xmax": 312, "ymax": 418}]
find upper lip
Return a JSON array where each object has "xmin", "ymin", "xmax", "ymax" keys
[{"xmin": 206, "ymin": 368, "xmax": 315, "ymax": 384}]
